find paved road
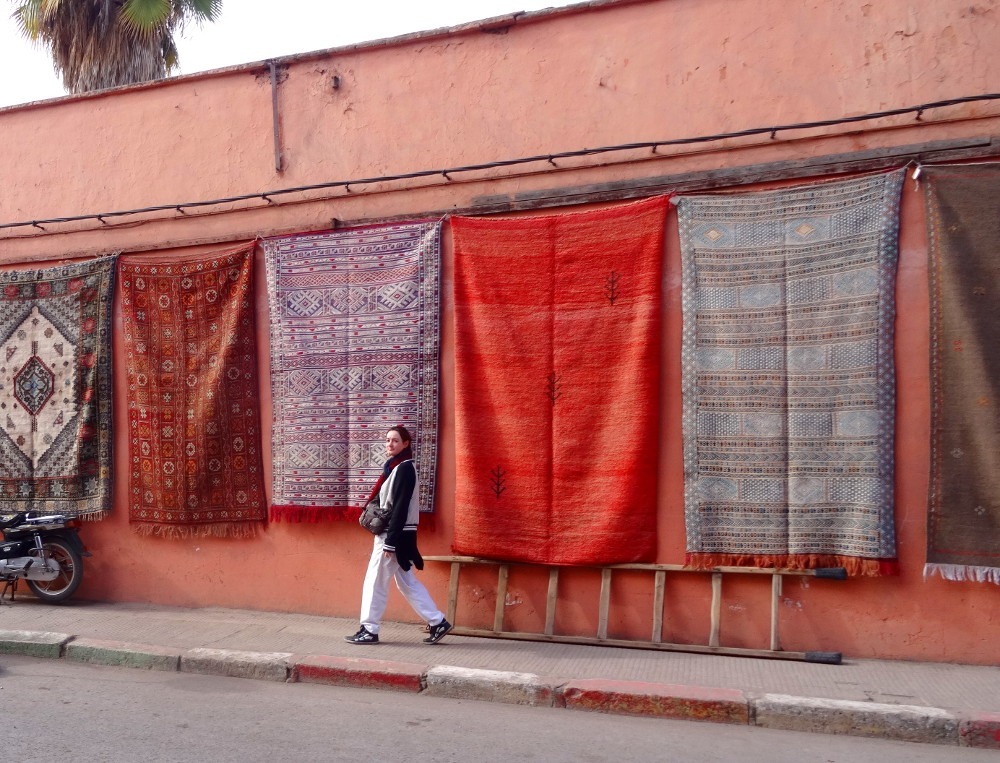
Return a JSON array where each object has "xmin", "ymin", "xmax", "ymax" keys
[{"xmin": 1, "ymin": 656, "xmax": 995, "ymax": 762}]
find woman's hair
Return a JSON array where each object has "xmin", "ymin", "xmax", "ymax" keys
[{"xmin": 388, "ymin": 424, "xmax": 412, "ymax": 445}]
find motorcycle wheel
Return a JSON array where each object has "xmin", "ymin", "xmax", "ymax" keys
[{"xmin": 26, "ymin": 537, "xmax": 84, "ymax": 604}]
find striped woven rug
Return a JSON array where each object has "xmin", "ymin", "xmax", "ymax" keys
[
  {"xmin": 264, "ymin": 221, "xmax": 442, "ymax": 522},
  {"xmin": 677, "ymin": 171, "xmax": 903, "ymax": 576}
]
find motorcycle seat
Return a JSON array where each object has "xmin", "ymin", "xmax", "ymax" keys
[{"xmin": 0, "ymin": 513, "xmax": 28, "ymax": 530}]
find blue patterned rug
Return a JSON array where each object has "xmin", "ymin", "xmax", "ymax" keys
[{"xmin": 677, "ymin": 171, "xmax": 903, "ymax": 575}]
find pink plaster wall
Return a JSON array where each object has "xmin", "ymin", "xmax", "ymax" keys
[{"xmin": 1, "ymin": 0, "xmax": 999, "ymax": 664}]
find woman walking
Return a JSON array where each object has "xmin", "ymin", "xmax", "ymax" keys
[{"xmin": 345, "ymin": 425, "xmax": 452, "ymax": 645}]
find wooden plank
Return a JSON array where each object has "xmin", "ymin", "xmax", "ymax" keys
[
  {"xmin": 446, "ymin": 561, "xmax": 461, "ymax": 625},
  {"xmin": 770, "ymin": 573, "xmax": 783, "ymax": 651},
  {"xmin": 493, "ymin": 564, "xmax": 509, "ymax": 633},
  {"xmin": 425, "ymin": 555, "xmax": 840, "ymax": 577},
  {"xmin": 446, "ymin": 627, "xmax": 826, "ymax": 662},
  {"xmin": 709, "ymin": 572, "xmax": 722, "ymax": 648},
  {"xmin": 544, "ymin": 568, "xmax": 559, "ymax": 636},
  {"xmin": 598, "ymin": 568, "xmax": 612, "ymax": 639},
  {"xmin": 652, "ymin": 569, "xmax": 666, "ymax": 643}
]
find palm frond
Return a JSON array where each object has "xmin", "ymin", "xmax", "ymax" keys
[{"xmin": 11, "ymin": 0, "xmax": 222, "ymax": 93}]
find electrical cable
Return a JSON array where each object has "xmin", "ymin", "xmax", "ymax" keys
[{"xmin": 2, "ymin": 92, "xmax": 999, "ymax": 233}]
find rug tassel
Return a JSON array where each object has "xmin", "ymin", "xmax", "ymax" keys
[
  {"xmin": 924, "ymin": 563, "xmax": 1000, "ymax": 585},
  {"xmin": 77, "ymin": 511, "xmax": 110, "ymax": 522},
  {"xmin": 685, "ymin": 552, "xmax": 898, "ymax": 577},
  {"xmin": 131, "ymin": 522, "xmax": 263, "ymax": 539},
  {"xmin": 269, "ymin": 505, "xmax": 361, "ymax": 523}
]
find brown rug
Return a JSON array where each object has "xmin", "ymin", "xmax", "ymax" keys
[{"xmin": 924, "ymin": 164, "xmax": 1000, "ymax": 583}]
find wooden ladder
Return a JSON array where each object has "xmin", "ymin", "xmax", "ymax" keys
[{"xmin": 423, "ymin": 555, "xmax": 845, "ymax": 663}]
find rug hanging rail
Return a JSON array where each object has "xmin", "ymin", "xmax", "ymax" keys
[
  {"xmin": 2, "ymin": 92, "xmax": 999, "ymax": 234},
  {"xmin": 423, "ymin": 555, "xmax": 846, "ymax": 663},
  {"xmin": 6, "ymin": 136, "xmax": 994, "ymax": 263}
]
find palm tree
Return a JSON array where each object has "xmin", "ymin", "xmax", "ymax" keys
[{"xmin": 13, "ymin": 0, "xmax": 222, "ymax": 94}]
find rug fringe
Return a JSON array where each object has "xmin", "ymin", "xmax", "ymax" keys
[
  {"xmin": 131, "ymin": 522, "xmax": 262, "ymax": 539},
  {"xmin": 269, "ymin": 505, "xmax": 361, "ymax": 523},
  {"xmin": 76, "ymin": 510, "xmax": 110, "ymax": 522},
  {"xmin": 685, "ymin": 552, "xmax": 898, "ymax": 577},
  {"xmin": 923, "ymin": 563, "xmax": 1000, "ymax": 584},
  {"xmin": 419, "ymin": 510, "xmax": 436, "ymax": 532}
]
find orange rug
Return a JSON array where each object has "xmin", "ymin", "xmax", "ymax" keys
[{"xmin": 451, "ymin": 196, "xmax": 669, "ymax": 565}]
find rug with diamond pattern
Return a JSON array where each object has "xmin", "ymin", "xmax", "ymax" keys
[
  {"xmin": 677, "ymin": 171, "xmax": 903, "ymax": 576},
  {"xmin": 0, "ymin": 256, "xmax": 116, "ymax": 518},
  {"xmin": 120, "ymin": 245, "xmax": 266, "ymax": 537},
  {"xmin": 264, "ymin": 221, "xmax": 441, "ymax": 521}
]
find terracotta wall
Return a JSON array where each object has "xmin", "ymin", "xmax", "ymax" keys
[{"xmin": 1, "ymin": 0, "xmax": 999, "ymax": 664}]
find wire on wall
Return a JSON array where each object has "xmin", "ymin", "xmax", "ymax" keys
[{"xmin": 2, "ymin": 92, "xmax": 999, "ymax": 235}]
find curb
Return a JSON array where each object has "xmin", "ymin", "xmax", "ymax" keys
[
  {"xmin": 424, "ymin": 665, "xmax": 555, "ymax": 706},
  {"xmin": 751, "ymin": 693, "xmax": 958, "ymax": 746},
  {"xmin": 65, "ymin": 637, "xmax": 182, "ymax": 671},
  {"xmin": 959, "ymin": 712, "xmax": 1000, "ymax": 749},
  {"xmin": 180, "ymin": 647, "xmax": 292, "ymax": 682},
  {"xmin": 293, "ymin": 654, "xmax": 427, "ymax": 693},
  {"xmin": 2, "ymin": 630, "xmax": 996, "ymax": 749},
  {"xmin": 558, "ymin": 679, "xmax": 748, "ymax": 724},
  {"xmin": 0, "ymin": 629, "xmax": 72, "ymax": 658}
]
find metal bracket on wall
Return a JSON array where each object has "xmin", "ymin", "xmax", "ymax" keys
[
  {"xmin": 423, "ymin": 555, "xmax": 846, "ymax": 663},
  {"xmin": 267, "ymin": 60, "xmax": 289, "ymax": 174}
]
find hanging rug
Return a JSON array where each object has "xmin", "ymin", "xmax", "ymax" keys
[{"xmin": 120, "ymin": 244, "xmax": 266, "ymax": 538}]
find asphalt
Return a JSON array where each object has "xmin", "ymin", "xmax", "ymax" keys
[{"xmin": 1, "ymin": 597, "xmax": 998, "ymax": 749}]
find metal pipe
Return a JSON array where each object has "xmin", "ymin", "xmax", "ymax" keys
[{"xmin": 269, "ymin": 61, "xmax": 284, "ymax": 173}]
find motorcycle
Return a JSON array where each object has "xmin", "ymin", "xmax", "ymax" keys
[{"xmin": 0, "ymin": 512, "xmax": 88, "ymax": 604}]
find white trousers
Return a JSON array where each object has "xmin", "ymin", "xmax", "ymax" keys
[{"xmin": 359, "ymin": 533, "xmax": 444, "ymax": 634}]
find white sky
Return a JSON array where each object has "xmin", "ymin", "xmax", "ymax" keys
[{"xmin": 0, "ymin": 0, "xmax": 573, "ymax": 108}]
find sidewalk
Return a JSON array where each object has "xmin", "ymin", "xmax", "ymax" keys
[{"xmin": 1, "ymin": 598, "xmax": 998, "ymax": 748}]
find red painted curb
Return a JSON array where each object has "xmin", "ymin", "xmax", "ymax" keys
[
  {"xmin": 959, "ymin": 712, "xmax": 1000, "ymax": 749},
  {"xmin": 291, "ymin": 655, "xmax": 428, "ymax": 693},
  {"xmin": 558, "ymin": 679, "xmax": 749, "ymax": 724}
]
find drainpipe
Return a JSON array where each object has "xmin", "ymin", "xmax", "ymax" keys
[{"xmin": 268, "ymin": 60, "xmax": 284, "ymax": 174}]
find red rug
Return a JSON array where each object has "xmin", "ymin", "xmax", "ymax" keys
[
  {"xmin": 451, "ymin": 196, "xmax": 669, "ymax": 565},
  {"xmin": 120, "ymin": 244, "xmax": 267, "ymax": 537}
]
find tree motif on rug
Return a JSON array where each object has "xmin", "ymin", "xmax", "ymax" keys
[
  {"xmin": 451, "ymin": 196, "xmax": 669, "ymax": 565},
  {"xmin": 677, "ymin": 171, "xmax": 904, "ymax": 576},
  {"xmin": 120, "ymin": 245, "xmax": 266, "ymax": 537},
  {"xmin": 0, "ymin": 256, "xmax": 116, "ymax": 518},
  {"xmin": 263, "ymin": 221, "xmax": 442, "ymax": 522}
]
